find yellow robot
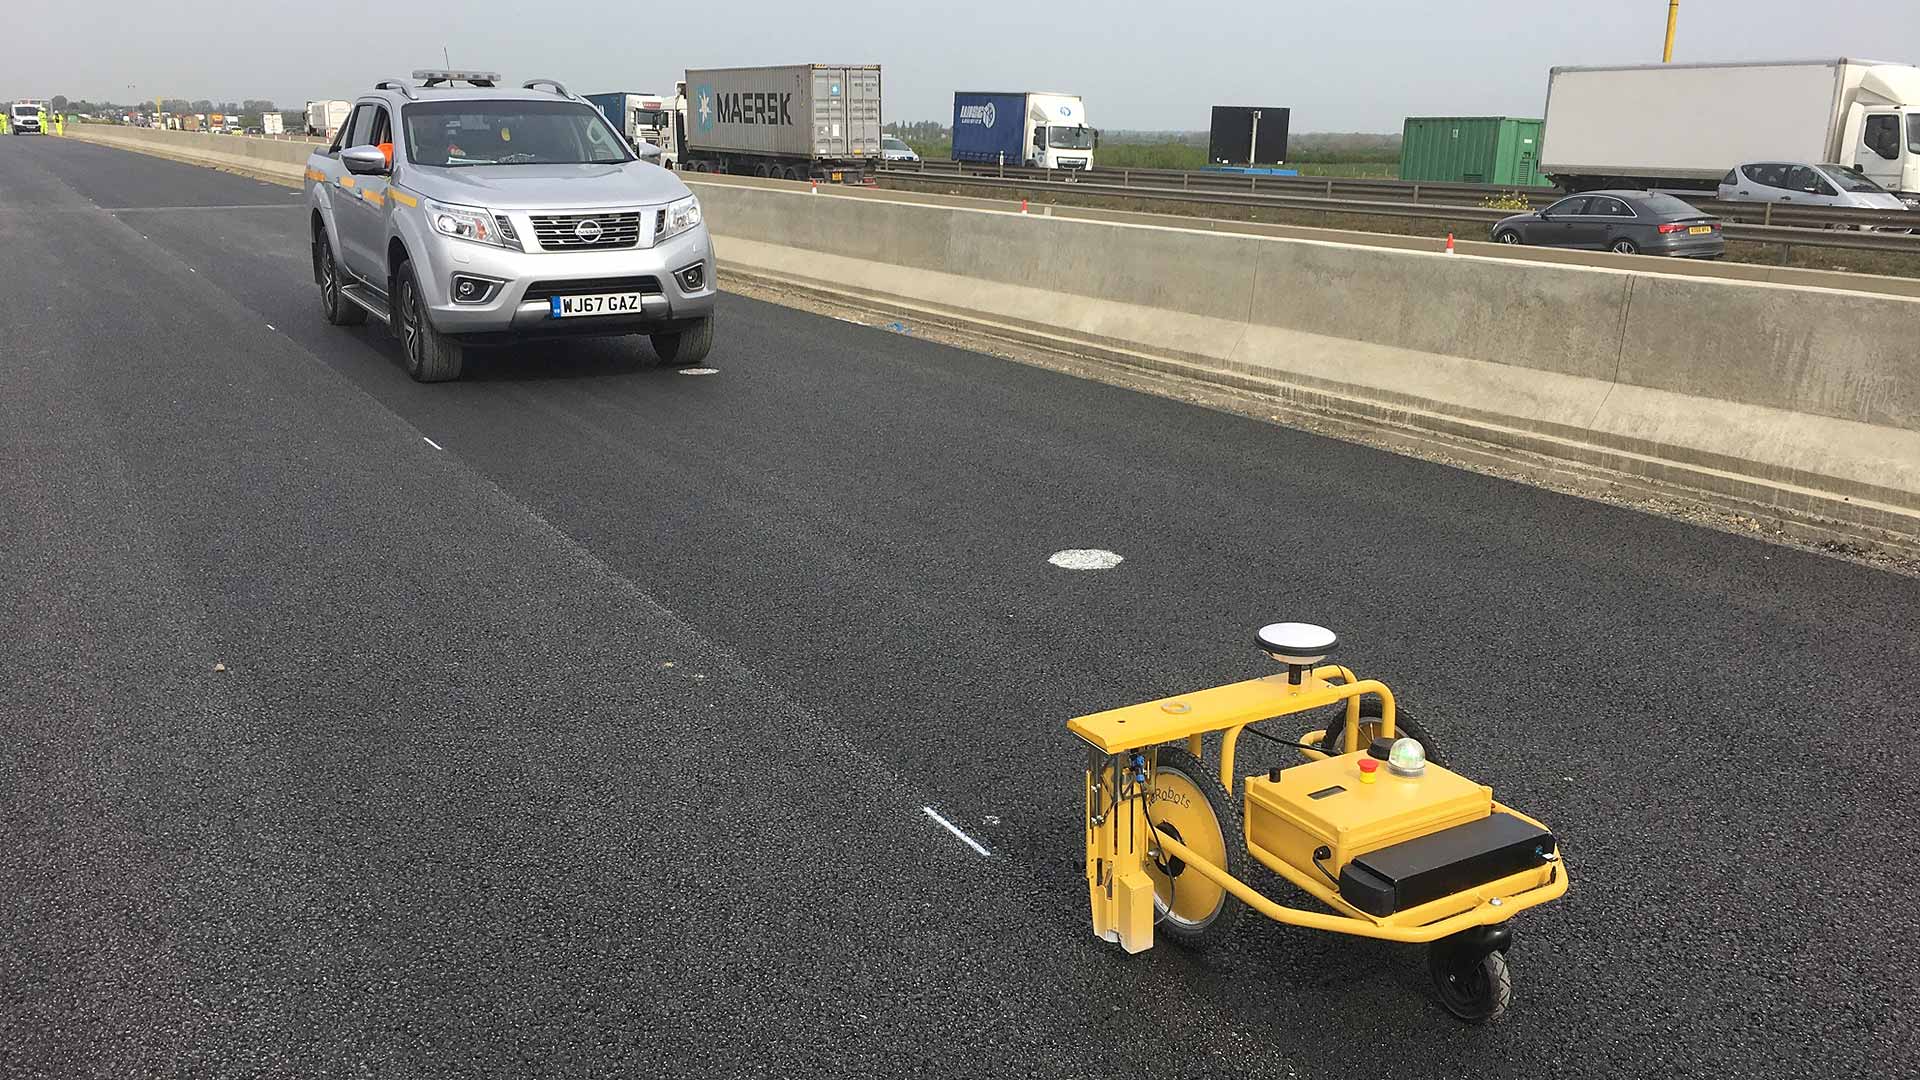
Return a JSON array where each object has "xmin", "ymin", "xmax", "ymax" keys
[{"xmin": 1070, "ymin": 622, "xmax": 1567, "ymax": 1023}]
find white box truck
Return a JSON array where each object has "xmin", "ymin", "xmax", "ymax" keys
[
  {"xmin": 261, "ymin": 112, "xmax": 284, "ymax": 136},
  {"xmin": 673, "ymin": 65, "xmax": 882, "ymax": 183},
  {"xmin": 1540, "ymin": 59, "xmax": 1920, "ymax": 206},
  {"xmin": 304, "ymin": 99, "xmax": 351, "ymax": 138}
]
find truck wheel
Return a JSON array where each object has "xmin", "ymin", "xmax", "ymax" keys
[
  {"xmin": 315, "ymin": 230, "xmax": 366, "ymax": 326},
  {"xmin": 394, "ymin": 260, "xmax": 464, "ymax": 382},
  {"xmin": 650, "ymin": 316, "xmax": 714, "ymax": 367}
]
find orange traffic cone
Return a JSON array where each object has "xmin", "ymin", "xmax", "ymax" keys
[
  {"xmin": 1021, "ymin": 197, "xmax": 1029, "ymax": 214},
  {"xmin": 810, "ymin": 178, "xmax": 818, "ymax": 195},
  {"xmin": 1445, "ymin": 233, "xmax": 1456, "ymax": 254}
]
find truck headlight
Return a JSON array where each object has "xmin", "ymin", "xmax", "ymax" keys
[
  {"xmin": 658, "ymin": 194, "xmax": 702, "ymax": 241},
  {"xmin": 427, "ymin": 200, "xmax": 516, "ymax": 249}
]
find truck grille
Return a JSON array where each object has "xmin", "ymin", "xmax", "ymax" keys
[
  {"xmin": 522, "ymin": 277, "xmax": 663, "ymax": 303},
  {"xmin": 529, "ymin": 212, "xmax": 643, "ymax": 250}
]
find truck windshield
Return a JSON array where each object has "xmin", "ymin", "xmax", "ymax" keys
[
  {"xmin": 402, "ymin": 100, "xmax": 634, "ymax": 168},
  {"xmin": 634, "ymin": 109, "xmax": 671, "ymax": 130},
  {"xmin": 1047, "ymin": 125, "xmax": 1094, "ymax": 150},
  {"xmin": 12, "ymin": 106, "xmax": 38, "ymax": 118}
]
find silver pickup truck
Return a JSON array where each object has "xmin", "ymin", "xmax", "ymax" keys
[{"xmin": 306, "ymin": 70, "xmax": 716, "ymax": 381}]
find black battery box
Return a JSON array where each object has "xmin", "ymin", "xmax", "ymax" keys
[{"xmin": 1338, "ymin": 811, "xmax": 1554, "ymax": 918}]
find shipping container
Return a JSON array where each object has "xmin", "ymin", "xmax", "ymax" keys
[
  {"xmin": 683, "ymin": 65, "xmax": 881, "ymax": 163},
  {"xmin": 1207, "ymin": 106, "xmax": 1290, "ymax": 166},
  {"xmin": 1399, "ymin": 117, "xmax": 1547, "ymax": 187}
]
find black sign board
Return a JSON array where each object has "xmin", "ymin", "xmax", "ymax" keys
[{"xmin": 1208, "ymin": 106, "xmax": 1291, "ymax": 166}]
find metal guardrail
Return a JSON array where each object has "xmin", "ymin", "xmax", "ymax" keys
[{"xmin": 878, "ymin": 162, "xmax": 1920, "ymax": 255}]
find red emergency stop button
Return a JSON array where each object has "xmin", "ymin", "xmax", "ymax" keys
[{"xmin": 1358, "ymin": 758, "xmax": 1379, "ymax": 785}]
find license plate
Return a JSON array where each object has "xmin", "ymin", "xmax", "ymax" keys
[
  {"xmin": 551, "ymin": 292, "xmax": 646, "ymax": 318},
  {"xmin": 1688, "ymin": 225, "xmax": 1713, "ymax": 235}
]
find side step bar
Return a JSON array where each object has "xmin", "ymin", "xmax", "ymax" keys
[{"xmin": 339, "ymin": 282, "xmax": 393, "ymax": 324}]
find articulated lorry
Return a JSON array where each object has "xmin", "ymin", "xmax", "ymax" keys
[
  {"xmin": 1540, "ymin": 59, "xmax": 1920, "ymax": 206},
  {"xmin": 647, "ymin": 65, "xmax": 882, "ymax": 182},
  {"xmin": 951, "ymin": 91, "xmax": 1096, "ymax": 171}
]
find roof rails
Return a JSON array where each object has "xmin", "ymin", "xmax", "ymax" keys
[
  {"xmin": 375, "ymin": 79, "xmax": 418, "ymax": 100},
  {"xmin": 522, "ymin": 78, "xmax": 573, "ymax": 98},
  {"xmin": 411, "ymin": 69, "xmax": 501, "ymax": 88}
]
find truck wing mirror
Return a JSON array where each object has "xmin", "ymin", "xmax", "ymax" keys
[{"xmin": 341, "ymin": 145, "xmax": 390, "ymax": 176}]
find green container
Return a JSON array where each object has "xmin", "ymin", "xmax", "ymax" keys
[{"xmin": 1398, "ymin": 117, "xmax": 1548, "ymax": 188}]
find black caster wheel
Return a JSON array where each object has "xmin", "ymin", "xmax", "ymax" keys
[{"xmin": 1428, "ymin": 944, "xmax": 1512, "ymax": 1024}]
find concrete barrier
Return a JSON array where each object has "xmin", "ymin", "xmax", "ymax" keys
[
  {"xmin": 58, "ymin": 126, "xmax": 1920, "ymax": 539},
  {"xmin": 64, "ymin": 125, "xmax": 309, "ymax": 185},
  {"xmin": 689, "ymin": 180, "xmax": 1920, "ymax": 538}
]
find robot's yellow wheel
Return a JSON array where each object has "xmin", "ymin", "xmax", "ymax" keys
[{"xmin": 1145, "ymin": 747, "xmax": 1246, "ymax": 949}]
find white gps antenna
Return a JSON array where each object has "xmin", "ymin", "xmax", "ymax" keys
[{"xmin": 1256, "ymin": 622, "xmax": 1338, "ymax": 685}]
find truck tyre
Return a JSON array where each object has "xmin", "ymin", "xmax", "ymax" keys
[
  {"xmin": 315, "ymin": 229, "xmax": 366, "ymax": 326},
  {"xmin": 650, "ymin": 316, "xmax": 715, "ymax": 367},
  {"xmin": 394, "ymin": 259, "xmax": 465, "ymax": 382}
]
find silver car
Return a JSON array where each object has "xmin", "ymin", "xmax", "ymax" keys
[
  {"xmin": 1716, "ymin": 161, "xmax": 1911, "ymax": 212},
  {"xmin": 306, "ymin": 70, "xmax": 717, "ymax": 382},
  {"xmin": 881, "ymin": 135, "xmax": 920, "ymax": 163}
]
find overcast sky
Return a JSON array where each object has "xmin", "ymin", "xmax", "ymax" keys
[{"xmin": 4, "ymin": 1, "xmax": 1916, "ymax": 130}]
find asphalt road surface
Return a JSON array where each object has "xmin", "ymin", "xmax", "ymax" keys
[{"xmin": 4, "ymin": 135, "xmax": 1918, "ymax": 1080}]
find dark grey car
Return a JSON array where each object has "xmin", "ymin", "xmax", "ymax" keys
[{"xmin": 1491, "ymin": 190, "xmax": 1724, "ymax": 257}]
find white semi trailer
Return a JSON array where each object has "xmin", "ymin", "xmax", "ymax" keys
[{"xmin": 1540, "ymin": 59, "xmax": 1920, "ymax": 206}]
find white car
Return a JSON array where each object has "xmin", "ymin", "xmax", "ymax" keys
[
  {"xmin": 1716, "ymin": 162, "xmax": 1910, "ymax": 212},
  {"xmin": 881, "ymin": 135, "xmax": 920, "ymax": 163}
]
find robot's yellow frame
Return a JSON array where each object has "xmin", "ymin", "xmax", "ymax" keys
[{"xmin": 1068, "ymin": 665, "xmax": 1568, "ymax": 954}]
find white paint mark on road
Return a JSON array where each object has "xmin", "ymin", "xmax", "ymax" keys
[
  {"xmin": 679, "ymin": 367, "xmax": 719, "ymax": 376},
  {"xmin": 1049, "ymin": 548, "xmax": 1124, "ymax": 570},
  {"xmin": 188, "ymin": 267, "xmax": 196, "ymax": 273},
  {"xmin": 265, "ymin": 323, "xmax": 277, "ymax": 331},
  {"xmin": 923, "ymin": 806, "xmax": 992, "ymax": 857},
  {"xmin": 422, "ymin": 437, "xmax": 443, "ymax": 451}
]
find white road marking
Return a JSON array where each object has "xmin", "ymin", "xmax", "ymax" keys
[
  {"xmin": 678, "ymin": 367, "xmax": 719, "ymax": 376},
  {"xmin": 923, "ymin": 806, "xmax": 992, "ymax": 857},
  {"xmin": 422, "ymin": 437, "xmax": 443, "ymax": 450},
  {"xmin": 265, "ymin": 323, "xmax": 276, "ymax": 331},
  {"xmin": 1048, "ymin": 548, "xmax": 1124, "ymax": 570}
]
